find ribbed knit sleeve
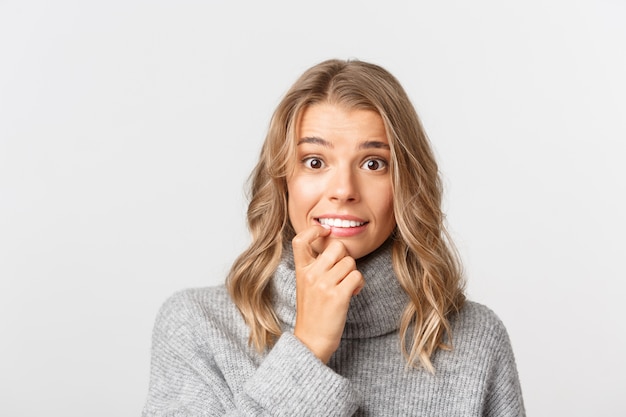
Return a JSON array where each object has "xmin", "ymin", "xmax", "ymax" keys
[
  {"xmin": 450, "ymin": 302, "xmax": 525, "ymax": 417},
  {"xmin": 142, "ymin": 289, "xmax": 358, "ymax": 417},
  {"xmin": 245, "ymin": 332, "xmax": 359, "ymax": 416},
  {"xmin": 482, "ymin": 320, "xmax": 525, "ymax": 417}
]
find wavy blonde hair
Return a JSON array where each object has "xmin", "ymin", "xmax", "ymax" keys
[{"xmin": 227, "ymin": 59, "xmax": 465, "ymax": 372}]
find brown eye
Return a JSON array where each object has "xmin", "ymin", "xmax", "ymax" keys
[
  {"xmin": 304, "ymin": 157, "xmax": 324, "ymax": 169},
  {"xmin": 362, "ymin": 158, "xmax": 387, "ymax": 171}
]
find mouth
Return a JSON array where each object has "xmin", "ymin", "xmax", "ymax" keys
[{"xmin": 316, "ymin": 217, "xmax": 368, "ymax": 228}]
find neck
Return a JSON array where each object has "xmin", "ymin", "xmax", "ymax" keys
[{"xmin": 271, "ymin": 239, "xmax": 409, "ymax": 339}]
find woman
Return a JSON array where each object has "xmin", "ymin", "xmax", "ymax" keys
[{"xmin": 143, "ymin": 59, "xmax": 525, "ymax": 416}]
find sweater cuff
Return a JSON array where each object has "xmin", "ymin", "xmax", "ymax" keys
[{"xmin": 244, "ymin": 332, "xmax": 359, "ymax": 416}]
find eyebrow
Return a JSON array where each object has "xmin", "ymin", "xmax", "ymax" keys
[
  {"xmin": 297, "ymin": 137, "xmax": 390, "ymax": 150},
  {"xmin": 297, "ymin": 137, "xmax": 332, "ymax": 148},
  {"xmin": 359, "ymin": 140, "xmax": 390, "ymax": 150}
]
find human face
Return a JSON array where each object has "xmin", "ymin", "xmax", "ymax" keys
[{"xmin": 287, "ymin": 103, "xmax": 396, "ymax": 259}]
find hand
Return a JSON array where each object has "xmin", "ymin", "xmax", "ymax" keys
[{"xmin": 292, "ymin": 225, "xmax": 365, "ymax": 363}]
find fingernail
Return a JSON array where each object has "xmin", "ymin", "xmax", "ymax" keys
[{"xmin": 321, "ymin": 224, "xmax": 331, "ymax": 230}]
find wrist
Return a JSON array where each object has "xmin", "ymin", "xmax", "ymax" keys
[{"xmin": 293, "ymin": 330, "xmax": 335, "ymax": 364}]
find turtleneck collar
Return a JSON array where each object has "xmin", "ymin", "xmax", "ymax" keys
[{"xmin": 271, "ymin": 239, "xmax": 409, "ymax": 339}]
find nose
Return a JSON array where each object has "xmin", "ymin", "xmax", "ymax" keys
[{"xmin": 327, "ymin": 166, "xmax": 359, "ymax": 203}]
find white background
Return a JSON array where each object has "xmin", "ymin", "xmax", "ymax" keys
[{"xmin": 1, "ymin": 1, "xmax": 625, "ymax": 416}]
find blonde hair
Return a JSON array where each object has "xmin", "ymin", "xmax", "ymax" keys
[{"xmin": 227, "ymin": 59, "xmax": 465, "ymax": 372}]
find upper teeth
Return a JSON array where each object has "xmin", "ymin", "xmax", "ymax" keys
[{"xmin": 318, "ymin": 218, "xmax": 365, "ymax": 228}]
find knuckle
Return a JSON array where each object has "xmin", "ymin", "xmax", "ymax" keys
[
  {"xmin": 292, "ymin": 235, "xmax": 306, "ymax": 247},
  {"xmin": 329, "ymin": 240, "xmax": 346, "ymax": 253},
  {"xmin": 300, "ymin": 268, "xmax": 317, "ymax": 283},
  {"xmin": 342, "ymin": 256, "xmax": 356, "ymax": 270},
  {"xmin": 327, "ymin": 240, "xmax": 340, "ymax": 249},
  {"xmin": 299, "ymin": 270, "xmax": 311, "ymax": 282},
  {"xmin": 316, "ymin": 280, "xmax": 331, "ymax": 293},
  {"xmin": 348, "ymin": 270, "xmax": 363, "ymax": 284}
]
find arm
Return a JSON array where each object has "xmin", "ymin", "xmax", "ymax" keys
[
  {"xmin": 483, "ymin": 326, "xmax": 526, "ymax": 417},
  {"xmin": 243, "ymin": 332, "xmax": 359, "ymax": 416},
  {"xmin": 142, "ymin": 291, "xmax": 359, "ymax": 417}
]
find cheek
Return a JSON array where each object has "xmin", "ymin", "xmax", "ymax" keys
[
  {"xmin": 288, "ymin": 175, "xmax": 325, "ymax": 206},
  {"xmin": 381, "ymin": 200, "xmax": 396, "ymax": 233},
  {"xmin": 370, "ymin": 182, "xmax": 394, "ymax": 219},
  {"xmin": 286, "ymin": 178, "xmax": 313, "ymax": 232},
  {"xmin": 384, "ymin": 193, "xmax": 395, "ymax": 220},
  {"xmin": 374, "ymin": 186, "xmax": 396, "ymax": 237}
]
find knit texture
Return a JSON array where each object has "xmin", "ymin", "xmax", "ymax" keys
[{"xmin": 143, "ymin": 242, "xmax": 525, "ymax": 416}]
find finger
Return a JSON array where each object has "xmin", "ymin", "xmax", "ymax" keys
[
  {"xmin": 337, "ymin": 270, "xmax": 365, "ymax": 298},
  {"xmin": 292, "ymin": 224, "xmax": 332, "ymax": 267},
  {"xmin": 315, "ymin": 239, "xmax": 350, "ymax": 271},
  {"xmin": 327, "ymin": 255, "xmax": 357, "ymax": 285}
]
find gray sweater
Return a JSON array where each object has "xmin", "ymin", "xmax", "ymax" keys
[{"xmin": 143, "ymin": 242, "xmax": 525, "ymax": 416}]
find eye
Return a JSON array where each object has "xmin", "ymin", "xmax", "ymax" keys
[
  {"xmin": 361, "ymin": 158, "xmax": 387, "ymax": 171},
  {"xmin": 303, "ymin": 157, "xmax": 324, "ymax": 169}
]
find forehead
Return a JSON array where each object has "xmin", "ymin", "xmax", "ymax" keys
[{"xmin": 296, "ymin": 103, "xmax": 388, "ymax": 144}]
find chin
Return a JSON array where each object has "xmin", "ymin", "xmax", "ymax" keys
[
  {"xmin": 350, "ymin": 248, "xmax": 376, "ymax": 260},
  {"xmin": 310, "ymin": 235, "xmax": 383, "ymax": 260},
  {"xmin": 338, "ymin": 241, "xmax": 378, "ymax": 260}
]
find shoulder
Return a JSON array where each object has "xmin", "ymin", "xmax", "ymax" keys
[
  {"xmin": 450, "ymin": 301, "xmax": 515, "ymax": 358},
  {"xmin": 153, "ymin": 286, "xmax": 244, "ymax": 340},
  {"xmin": 442, "ymin": 302, "xmax": 525, "ymax": 414},
  {"xmin": 158, "ymin": 286, "xmax": 233, "ymax": 315},
  {"xmin": 456, "ymin": 300, "xmax": 507, "ymax": 332}
]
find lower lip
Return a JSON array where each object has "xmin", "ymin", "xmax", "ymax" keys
[{"xmin": 326, "ymin": 223, "xmax": 368, "ymax": 237}]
